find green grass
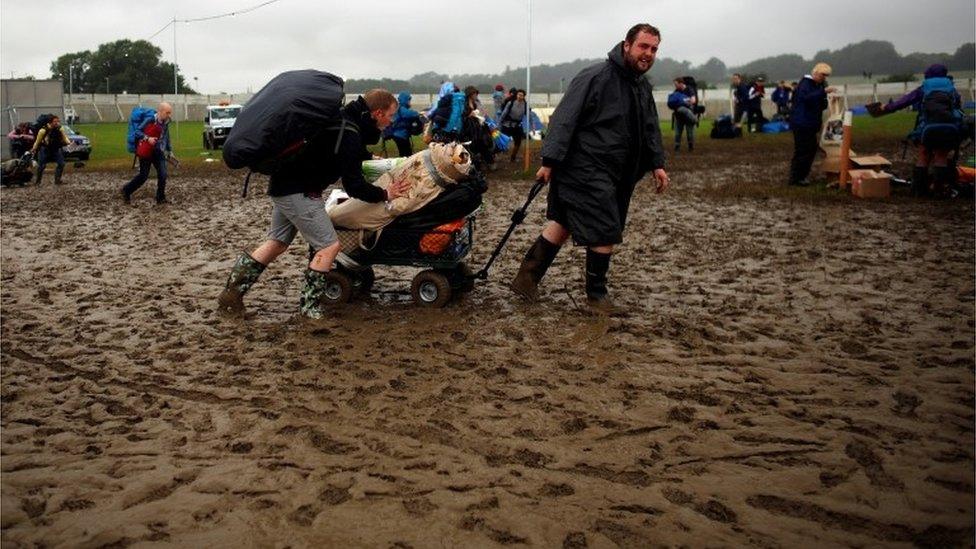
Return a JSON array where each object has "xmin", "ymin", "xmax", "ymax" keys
[{"xmin": 72, "ymin": 111, "xmax": 925, "ymax": 171}]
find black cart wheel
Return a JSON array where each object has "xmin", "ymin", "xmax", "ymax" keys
[
  {"xmin": 321, "ymin": 271, "xmax": 354, "ymax": 304},
  {"xmin": 411, "ymin": 270, "xmax": 452, "ymax": 308}
]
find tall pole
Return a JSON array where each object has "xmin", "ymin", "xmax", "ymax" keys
[
  {"xmin": 68, "ymin": 65, "xmax": 73, "ymax": 100},
  {"xmin": 523, "ymin": 0, "xmax": 532, "ymax": 172},
  {"xmin": 172, "ymin": 16, "xmax": 178, "ymax": 96}
]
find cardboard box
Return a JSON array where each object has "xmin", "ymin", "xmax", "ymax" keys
[
  {"xmin": 850, "ymin": 169, "xmax": 891, "ymax": 198},
  {"xmin": 850, "ymin": 155, "xmax": 892, "ymax": 170}
]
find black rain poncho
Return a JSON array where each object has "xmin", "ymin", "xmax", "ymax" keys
[{"xmin": 542, "ymin": 42, "xmax": 665, "ymax": 247}]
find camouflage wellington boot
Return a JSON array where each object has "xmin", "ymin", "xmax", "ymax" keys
[
  {"xmin": 299, "ymin": 268, "xmax": 330, "ymax": 320},
  {"xmin": 216, "ymin": 252, "xmax": 266, "ymax": 316},
  {"xmin": 510, "ymin": 236, "xmax": 561, "ymax": 301}
]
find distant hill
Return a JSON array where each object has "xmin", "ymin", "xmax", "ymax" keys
[{"xmin": 344, "ymin": 40, "xmax": 975, "ymax": 93}]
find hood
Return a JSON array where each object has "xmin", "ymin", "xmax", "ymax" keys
[
  {"xmin": 344, "ymin": 96, "xmax": 382, "ymax": 145},
  {"xmin": 924, "ymin": 63, "xmax": 948, "ymax": 79},
  {"xmin": 437, "ymin": 82, "xmax": 455, "ymax": 99},
  {"xmin": 608, "ymin": 42, "xmax": 644, "ymax": 80},
  {"xmin": 397, "ymin": 91, "xmax": 412, "ymax": 109}
]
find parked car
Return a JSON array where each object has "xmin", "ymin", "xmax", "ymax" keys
[
  {"xmin": 203, "ymin": 104, "xmax": 242, "ymax": 149},
  {"xmin": 62, "ymin": 125, "xmax": 91, "ymax": 161}
]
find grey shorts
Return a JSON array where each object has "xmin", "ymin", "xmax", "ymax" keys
[{"xmin": 267, "ymin": 193, "xmax": 338, "ymax": 251}]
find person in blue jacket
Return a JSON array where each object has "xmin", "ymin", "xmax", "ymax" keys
[
  {"xmin": 667, "ymin": 78, "xmax": 697, "ymax": 152},
  {"xmin": 771, "ymin": 81, "xmax": 791, "ymax": 119},
  {"xmin": 386, "ymin": 91, "xmax": 421, "ymax": 157},
  {"xmin": 788, "ymin": 63, "xmax": 836, "ymax": 186},
  {"xmin": 875, "ymin": 64, "xmax": 964, "ymax": 196}
]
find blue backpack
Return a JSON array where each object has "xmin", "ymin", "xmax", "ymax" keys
[
  {"xmin": 912, "ymin": 77, "xmax": 963, "ymax": 149},
  {"xmin": 127, "ymin": 107, "xmax": 157, "ymax": 153}
]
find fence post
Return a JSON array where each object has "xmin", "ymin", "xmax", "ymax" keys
[
  {"xmin": 115, "ymin": 95, "xmax": 123, "ymax": 121},
  {"xmin": 872, "ymin": 83, "xmax": 878, "ymax": 103}
]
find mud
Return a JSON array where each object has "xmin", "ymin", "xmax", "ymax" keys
[{"xmin": 2, "ymin": 135, "xmax": 974, "ymax": 547}]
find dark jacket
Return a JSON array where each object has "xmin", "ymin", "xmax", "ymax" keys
[
  {"xmin": 541, "ymin": 42, "xmax": 665, "ymax": 186},
  {"xmin": 789, "ymin": 76, "xmax": 829, "ymax": 130},
  {"xmin": 733, "ymin": 82, "xmax": 750, "ymax": 104},
  {"xmin": 267, "ymin": 96, "xmax": 385, "ymax": 202},
  {"xmin": 771, "ymin": 87, "xmax": 790, "ymax": 107}
]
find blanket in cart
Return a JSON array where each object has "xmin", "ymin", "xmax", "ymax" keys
[{"xmin": 328, "ymin": 142, "xmax": 473, "ymax": 231}]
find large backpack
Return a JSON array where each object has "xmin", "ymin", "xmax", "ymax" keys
[
  {"xmin": 710, "ymin": 115, "xmax": 742, "ymax": 139},
  {"xmin": 222, "ymin": 70, "xmax": 347, "ymax": 174},
  {"xmin": 914, "ymin": 77, "xmax": 963, "ymax": 149},
  {"xmin": 127, "ymin": 107, "xmax": 157, "ymax": 153},
  {"xmin": 32, "ymin": 113, "xmax": 54, "ymax": 133},
  {"xmin": 681, "ymin": 76, "xmax": 706, "ymax": 115}
]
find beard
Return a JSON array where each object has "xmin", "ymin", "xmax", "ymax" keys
[{"xmin": 624, "ymin": 48, "xmax": 654, "ymax": 74}]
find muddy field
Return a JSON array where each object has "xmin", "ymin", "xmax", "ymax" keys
[{"xmin": 2, "ymin": 136, "xmax": 974, "ymax": 547}]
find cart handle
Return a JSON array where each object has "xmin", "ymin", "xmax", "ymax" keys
[{"xmin": 472, "ymin": 178, "xmax": 547, "ymax": 280}]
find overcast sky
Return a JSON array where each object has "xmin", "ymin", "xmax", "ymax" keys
[{"xmin": 2, "ymin": 0, "xmax": 973, "ymax": 93}]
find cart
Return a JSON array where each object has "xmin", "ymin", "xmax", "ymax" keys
[{"xmin": 320, "ymin": 179, "xmax": 546, "ymax": 308}]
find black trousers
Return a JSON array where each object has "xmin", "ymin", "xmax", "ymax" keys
[
  {"xmin": 123, "ymin": 152, "xmax": 167, "ymax": 201},
  {"xmin": 789, "ymin": 127, "xmax": 820, "ymax": 184},
  {"xmin": 392, "ymin": 136, "xmax": 412, "ymax": 158}
]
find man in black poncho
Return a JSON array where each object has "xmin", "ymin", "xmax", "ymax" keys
[{"xmin": 510, "ymin": 23, "xmax": 670, "ymax": 311}]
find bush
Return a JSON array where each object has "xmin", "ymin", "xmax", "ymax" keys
[{"xmin": 878, "ymin": 72, "xmax": 918, "ymax": 83}]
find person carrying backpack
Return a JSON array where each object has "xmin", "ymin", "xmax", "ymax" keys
[
  {"xmin": 27, "ymin": 114, "xmax": 69, "ymax": 185},
  {"xmin": 788, "ymin": 63, "xmax": 836, "ymax": 186},
  {"xmin": 121, "ymin": 102, "xmax": 173, "ymax": 204},
  {"xmin": 385, "ymin": 91, "xmax": 421, "ymax": 157},
  {"xmin": 874, "ymin": 64, "xmax": 965, "ymax": 196},
  {"xmin": 216, "ymin": 89, "xmax": 410, "ymax": 319},
  {"xmin": 498, "ymin": 89, "xmax": 528, "ymax": 162},
  {"xmin": 667, "ymin": 78, "xmax": 697, "ymax": 152}
]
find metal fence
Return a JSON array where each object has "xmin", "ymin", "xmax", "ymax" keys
[{"xmin": 61, "ymin": 79, "xmax": 976, "ymax": 125}]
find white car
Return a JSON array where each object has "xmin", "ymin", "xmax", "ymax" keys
[{"xmin": 202, "ymin": 104, "xmax": 242, "ymax": 149}]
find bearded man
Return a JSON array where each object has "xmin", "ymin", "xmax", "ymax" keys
[{"xmin": 510, "ymin": 23, "xmax": 670, "ymax": 311}]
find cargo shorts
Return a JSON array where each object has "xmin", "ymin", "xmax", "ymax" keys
[{"xmin": 267, "ymin": 192, "xmax": 338, "ymax": 251}]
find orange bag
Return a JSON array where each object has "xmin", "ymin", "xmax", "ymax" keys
[{"xmin": 419, "ymin": 219, "xmax": 465, "ymax": 255}]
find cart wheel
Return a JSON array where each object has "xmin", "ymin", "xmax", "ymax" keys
[
  {"xmin": 355, "ymin": 267, "xmax": 375, "ymax": 294},
  {"xmin": 321, "ymin": 271, "xmax": 354, "ymax": 304},
  {"xmin": 455, "ymin": 262, "xmax": 476, "ymax": 293},
  {"xmin": 411, "ymin": 270, "xmax": 452, "ymax": 308}
]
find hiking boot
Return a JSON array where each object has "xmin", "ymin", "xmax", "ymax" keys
[
  {"xmin": 510, "ymin": 236, "xmax": 561, "ymax": 301},
  {"xmin": 120, "ymin": 188, "xmax": 131, "ymax": 204},
  {"xmin": 911, "ymin": 167, "xmax": 929, "ymax": 197},
  {"xmin": 299, "ymin": 268, "xmax": 331, "ymax": 319},
  {"xmin": 217, "ymin": 252, "xmax": 266, "ymax": 316}
]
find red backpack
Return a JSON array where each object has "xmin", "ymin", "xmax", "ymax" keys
[{"xmin": 135, "ymin": 120, "xmax": 163, "ymax": 159}]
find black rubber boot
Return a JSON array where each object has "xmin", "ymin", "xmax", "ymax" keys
[
  {"xmin": 299, "ymin": 268, "xmax": 330, "ymax": 319},
  {"xmin": 585, "ymin": 249, "xmax": 612, "ymax": 303},
  {"xmin": 54, "ymin": 164, "xmax": 64, "ymax": 185},
  {"xmin": 932, "ymin": 166, "xmax": 953, "ymax": 198},
  {"xmin": 217, "ymin": 252, "xmax": 266, "ymax": 316},
  {"xmin": 510, "ymin": 236, "xmax": 561, "ymax": 301},
  {"xmin": 911, "ymin": 166, "xmax": 929, "ymax": 197}
]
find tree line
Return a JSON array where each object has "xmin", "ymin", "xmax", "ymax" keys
[{"xmin": 47, "ymin": 39, "xmax": 973, "ymax": 95}]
